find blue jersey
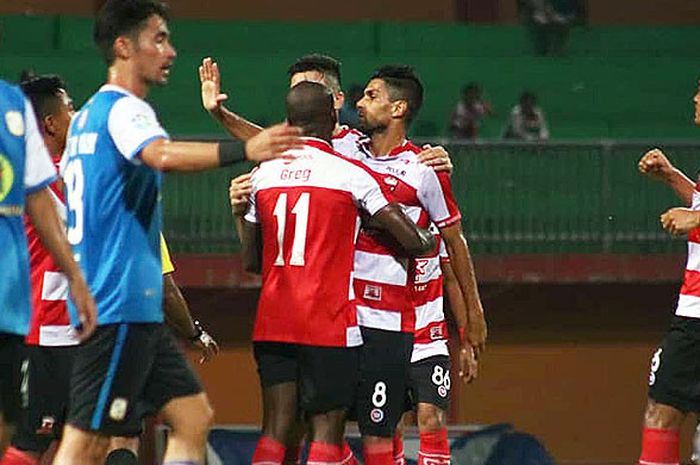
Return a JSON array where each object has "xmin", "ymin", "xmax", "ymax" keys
[
  {"xmin": 62, "ymin": 85, "xmax": 168, "ymax": 325},
  {"xmin": 0, "ymin": 80, "xmax": 57, "ymax": 335}
]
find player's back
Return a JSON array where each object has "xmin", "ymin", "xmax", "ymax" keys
[
  {"xmin": 247, "ymin": 138, "xmax": 388, "ymax": 348},
  {"xmin": 0, "ymin": 80, "xmax": 34, "ymax": 334},
  {"xmin": 62, "ymin": 85, "xmax": 165, "ymax": 326}
]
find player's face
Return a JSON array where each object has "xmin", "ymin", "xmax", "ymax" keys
[
  {"xmin": 289, "ymin": 71, "xmax": 345, "ymax": 111},
  {"xmin": 134, "ymin": 15, "xmax": 177, "ymax": 87},
  {"xmin": 694, "ymin": 80, "xmax": 700, "ymax": 126},
  {"xmin": 53, "ymin": 89, "xmax": 75, "ymax": 151},
  {"xmin": 356, "ymin": 79, "xmax": 393, "ymax": 135}
]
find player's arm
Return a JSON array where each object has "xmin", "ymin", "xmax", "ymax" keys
[
  {"xmin": 442, "ymin": 260, "xmax": 478, "ymax": 383},
  {"xmin": 139, "ymin": 123, "xmax": 302, "ymax": 172},
  {"xmin": 26, "ymin": 189, "xmax": 96, "ymax": 339},
  {"xmin": 237, "ymin": 219, "xmax": 263, "ymax": 274},
  {"xmin": 638, "ymin": 148, "xmax": 694, "ymax": 205},
  {"xmin": 163, "ymin": 273, "xmax": 219, "ymax": 363},
  {"xmin": 199, "ymin": 57, "xmax": 263, "ymax": 142},
  {"xmin": 416, "ymin": 145, "xmax": 453, "ymax": 174},
  {"xmin": 440, "ymin": 223, "xmax": 486, "ymax": 356},
  {"xmin": 371, "ymin": 204, "xmax": 436, "ymax": 256}
]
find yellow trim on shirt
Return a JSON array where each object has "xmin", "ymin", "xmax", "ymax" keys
[{"xmin": 161, "ymin": 234, "xmax": 175, "ymax": 275}]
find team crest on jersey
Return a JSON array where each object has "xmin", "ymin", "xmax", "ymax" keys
[
  {"xmin": 36, "ymin": 416, "xmax": 55, "ymax": 435},
  {"xmin": 109, "ymin": 397, "xmax": 128, "ymax": 421},
  {"xmin": 0, "ymin": 154, "xmax": 15, "ymax": 202},
  {"xmin": 370, "ymin": 408, "xmax": 384, "ymax": 423},
  {"xmin": 4, "ymin": 111, "xmax": 24, "ymax": 136},
  {"xmin": 363, "ymin": 284, "xmax": 382, "ymax": 301},
  {"xmin": 383, "ymin": 176, "xmax": 398, "ymax": 191}
]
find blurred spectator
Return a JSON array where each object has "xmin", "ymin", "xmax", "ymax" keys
[
  {"xmin": 519, "ymin": 0, "xmax": 584, "ymax": 56},
  {"xmin": 448, "ymin": 82, "xmax": 493, "ymax": 140},
  {"xmin": 502, "ymin": 91, "xmax": 550, "ymax": 141},
  {"xmin": 339, "ymin": 83, "xmax": 364, "ymax": 129}
]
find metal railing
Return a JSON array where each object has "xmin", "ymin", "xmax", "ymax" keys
[{"xmin": 162, "ymin": 140, "xmax": 699, "ymax": 254}]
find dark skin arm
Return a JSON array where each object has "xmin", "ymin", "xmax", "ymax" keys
[
  {"xmin": 238, "ymin": 218, "xmax": 263, "ymax": 274},
  {"xmin": 442, "ymin": 260, "xmax": 477, "ymax": 383},
  {"xmin": 25, "ymin": 188, "xmax": 96, "ymax": 339},
  {"xmin": 371, "ymin": 203, "xmax": 436, "ymax": 257},
  {"xmin": 163, "ymin": 272, "xmax": 219, "ymax": 363},
  {"xmin": 440, "ymin": 223, "xmax": 487, "ymax": 356}
]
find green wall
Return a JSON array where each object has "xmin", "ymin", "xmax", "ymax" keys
[{"xmin": 1, "ymin": 16, "xmax": 700, "ymax": 139}]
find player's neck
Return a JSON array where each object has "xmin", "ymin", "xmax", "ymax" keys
[
  {"xmin": 370, "ymin": 126, "xmax": 406, "ymax": 158},
  {"xmin": 43, "ymin": 136, "xmax": 62, "ymax": 158},
  {"xmin": 106, "ymin": 65, "xmax": 149, "ymax": 99}
]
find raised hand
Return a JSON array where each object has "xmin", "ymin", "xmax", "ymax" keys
[
  {"xmin": 199, "ymin": 57, "xmax": 228, "ymax": 114},
  {"xmin": 638, "ymin": 148, "xmax": 675, "ymax": 182}
]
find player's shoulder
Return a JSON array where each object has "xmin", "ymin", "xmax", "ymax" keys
[{"xmin": 333, "ymin": 125, "xmax": 365, "ymax": 142}]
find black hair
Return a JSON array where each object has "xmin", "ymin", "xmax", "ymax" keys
[
  {"xmin": 370, "ymin": 64, "xmax": 424, "ymax": 125},
  {"xmin": 286, "ymin": 81, "xmax": 336, "ymax": 142},
  {"xmin": 287, "ymin": 54, "xmax": 342, "ymax": 92},
  {"xmin": 19, "ymin": 73, "xmax": 67, "ymax": 119},
  {"xmin": 94, "ymin": 0, "xmax": 169, "ymax": 65}
]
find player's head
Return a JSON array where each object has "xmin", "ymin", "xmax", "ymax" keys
[
  {"xmin": 288, "ymin": 54, "xmax": 345, "ymax": 111},
  {"xmin": 357, "ymin": 64, "xmax": 424, "ymax": 135},
  {"xmin": 285, "ymin": 81, "xmax": 336, "ymax": 143},
  {"xmin": 94, "ymin": 0, "xmax": 176, "ymax": 87},
  {"xmin": 19, "ymin": 73, "xmax": 74, "ymax": 153},
  {"xmin": 694, "ymin": 80, "xmax": 700, "ymax": 126}
]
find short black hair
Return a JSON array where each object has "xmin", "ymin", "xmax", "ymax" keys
[
  {"xmin": 94, "ymin": 0, "xmax": 169, "ymax": 65},
  {"xmin": 287, "ymin": 54, "xmax": 342, "ymax": 93},
  {"xmin": 370, "ymin": 65, "xmax": 424, "ymax": 125},
  {"xmin": 286, "ymin": 81, "xmax": 336, "ymax": 142},
  {"xmin": 19, "ymin": 73, "xmax": 67, "ymax": 119}
]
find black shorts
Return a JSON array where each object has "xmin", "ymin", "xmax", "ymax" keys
[
  {"xmin": 0, "ymin": 333, "xmax": 24, "ymax": 424},
  {"xmin": 67, "ymin": 323, "xmax": 203, "ymax": 437},
  {"xmin": 407, "ymin": 355, "xmax": 451, "ymax": 412},
  {"xmin": 648, "ymin": 316, "xmax": 700, "ymax": 412},
  {"xmin": 12, "ymin": 345, "xmax": 76, "ymax": 453},
  {"xmin": 253, "ymin": 342, "xmax": 359, "ymax": 414},
  {"xmin": 356, "ymin": 328, "xmax": 413, "ymax": 438}
]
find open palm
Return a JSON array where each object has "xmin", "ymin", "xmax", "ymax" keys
[{"xmin": 199, "ymin": 57, "xmax": 228, "ymax": 112}]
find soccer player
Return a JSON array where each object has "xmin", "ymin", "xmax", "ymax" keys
[
  {"xmin": 235, "ymin": 81, "xmax": 436, "ymax": 465},
  {"xmin": 0, "ymin": 78, "xmax": 96, "ymax": 456},
  {"xmin": 51, "ymin": 2, "xmax": 300, "ymax": 464},
  {"xmin": 635, "ymin": 80, "xmax": 700, "ymax": 465},
  {"xmin": 2, "ymin": 74, "xmax": 219, "ymax": 465}
]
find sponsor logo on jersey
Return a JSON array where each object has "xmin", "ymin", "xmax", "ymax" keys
[
  {"xmin": 383, "ymin": 176, "xmax": 399, "ymax": 191},
  {"xmin": 430, "ymin": 325, "xmax": 444, "ymax": 340},
  {"xmin": 363, "ymin": 284, "xmax": 382, "ymax": 301},
  {"xmin": 370, "ymin": 408, "xmax": 384, "ymax": 423},
  {"xmin": 0, "ymin": 154, "xmax": 15, "ymax": 202},
  {"xmin": 5, "ymin": 111, "xmax": 24, "ymax": 137},
  {"xmin": 109, "ymin": 397, "xmax": 128, "ymax": 421}
]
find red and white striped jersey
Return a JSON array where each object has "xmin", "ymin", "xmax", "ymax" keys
[
  {"xmin": 351, "ymin": 139, "xmax": 462, "ymax": 333},
  {"xmin": 23, "ymin": 157, "xmax": 78, "ymax": 347},
  {"xmin": 412, "ymin": 233, "xmax": 450, "ymax": 362},
  {"xmin": 332, "ymin": 125, "xmax": 363, "ymax": 155},
  {"xmin": 675, "ymin": 187, "xmax": 700, "ymax": 319},
  {"xmin": 245, "ymin": 138, "xmax": 390, "ymax": 347}
]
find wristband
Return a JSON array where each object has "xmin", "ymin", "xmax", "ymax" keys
[{"xmin": 218, "ymin": 141, "xmax": 245, "ymax": 166}]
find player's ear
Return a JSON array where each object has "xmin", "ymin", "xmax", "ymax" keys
[
  {"xmin": 333, "ymin": 91, "xmax": 345, "ymax": 111},
  {"xmin": 113, "ymin": 35, "xmax": 133, "ymax": 60},
  {"xmin": 391, "ymin": 100, "xmax": 408, "ymax": 119},
  {"xmin": 43, "ymin": 114, "xmax": 56, "ymax": 137}
]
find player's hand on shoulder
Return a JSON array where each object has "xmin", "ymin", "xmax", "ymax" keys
[
  {"xmin": 230, "ymin": 172, "xmax": 254, "ymax": 216},
  {"xmin": 199, "ymin": 57, "xmax": 228, "ymax": 114},
  {"xmin": 417, "ymin": 144, "xmax": 453, "ymax": 174},
  {"xmin": 638, "ymin": 148, "xmax": 674, "ymax": 181},
  {"xmin": 245, "ymin": 123, "xmax": 303, "ymax": 162},
  {"xmin": 69, "ymin": 275, "xmax": 97, "ymax": 340},
  {"xmin": 660, "ymin": 207, "xmax": 700, "ymax": 235}
]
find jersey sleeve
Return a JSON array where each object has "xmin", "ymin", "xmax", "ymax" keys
[
  {"xmin": 23, "ymin": 99, "xmax": 57, "ymax": 193},
  {"xmin": 160, "ymin": 234, "xmax": 175, "ymax": 274},
  {"xmin": 107, "ymin": 96, "xmax": 169, "ymax": 163},
  {"xmin": 417, "ymin": 169, "xmax": 462, "ymax": 229},
  {"xmin": 349, "ymin": 162, "xmax": 390, "ymax": 216}
]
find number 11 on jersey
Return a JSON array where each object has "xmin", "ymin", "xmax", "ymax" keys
[{"xmin": 272, "ymin": 192, "xmax": 310, "ymax": 267}]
